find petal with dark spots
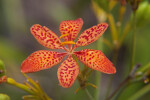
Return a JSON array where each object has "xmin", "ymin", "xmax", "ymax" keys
[
  {"xmin": 74, "ymin": 49, "xmax": 116, "ymax": 74},
  {"xmin": 31, "ymin": 24, "xmax": 63, "ymax": 49},
  {"xmin": 59, "ymin": 18, "xmax": 83, "ymax": 41},
  {"xmin": 57, "ymin": 55, "xmax": 79, "ymax": 88},
  {"xmin": 21, "ymin": 50, "xmax": 66, "ymax": 73},
  {"xmin": 75, "ymin": 23, "xmax": 108, "ymax": 48}
]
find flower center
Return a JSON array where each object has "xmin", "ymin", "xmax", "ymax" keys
[
  {"xmin": 60, "ymin": 41, "xmax": 75, "ymax": 46},
  {"xmin": 59, "ymin": 34, "xmax": 69, "ymax": 39},
  {"xmin": 59, "ymin": 34, "xmax": 76, "ymax": 54}
]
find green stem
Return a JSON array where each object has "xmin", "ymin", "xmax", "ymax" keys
[
  {"xmin": 24, "ymin": 82, "xmax": 38, "ymax": 93},
  {"xmin": 101, "ymin": 38, "xmax": 113, "ymax": 50},
  {"xmin": 23, "ymin": 95, "xmax": 40, "ymax": 100},
  {"xmin": 73, "ymin": 55, "xmax": 94, "ymax": 100},
  {"xmin": 105, "ymin": 46, "xmax": 118, "ymax": 100},
  {"xmin": 24, "ymin": 74, "xmax": 43, "ymax": 93},
  {"xmin": 105, "ymin": 75, "xmax": 113, "ymax": 100},
  {"xmin": 36, "ymin": 82, "xmax": 51, "ymax": 100},
  {"xmin": 107, "ymin": 13, "xmax": 118, "ymax": 42},
  {"xmin": 117, "ymin": 5, "xmax": 126, "ymax": 37},
  {"xmin": 106, "ymin": 77, "xmax": 131, "ymax": 100},
  {"xmin": 94, "ymin": 72, "xmax": 101, "ymax": 100},
  {"xmin": 119, "ymin": 21, "xmax": 131, "ymax": 47},
  {"xmin": 130, "ymin": 11, "xmax": 137, "ymax": 70},
  {"xmin": 85, "ymin": 88, "xmax": 94, "ymax": 100},
  {"xmin": 7, "ymin": 77, "xmax": 52, "ymax": 100},
  {"xmin": 7, "ymin": 78, "xmax": 34, "ymax": 94},
  {"xmin": 94, "ymin": 38, "xmax": 102, "ymax": 100}
]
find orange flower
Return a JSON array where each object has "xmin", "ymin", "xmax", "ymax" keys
[{"xmin": 21, "ymin": 18, "xmax": 116, "ymax": 88}]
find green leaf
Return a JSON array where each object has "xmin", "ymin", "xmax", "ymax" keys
[
  {"xmin": 117, "ymin": 82, "xmax": 144, "ymax": 100},
  {"xmin": 0, "ymin": 60, "xmax": 6, "ymax": 77},
  {"xmin": 0, "ymin": 94, "xmax": 10, "ymax": 100},
  {"xmin": 127, "ymin": 83, "xmax": 150, "ymax": 100}
]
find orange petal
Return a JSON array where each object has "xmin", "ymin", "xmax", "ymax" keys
[
  {"xmin": 30, "ymin": 24, "xmax": 63, "ymax": 49},
  {"xmin": 21, "ymin": 50, "xmax": 66, "ymax": 73},
  {"xmin": 57, "ymin": 55, "xmax": 79, "ymax": 88},
  {"xmin": 59, "ymin": 18, "xmax": 83, "ymax": 41},
  {"xmin": 75, "ymin": 23, "xmax": 108, "ymax": 47},
  {"xmin": 74, "ymin": 49, "xmax": 116, "ymax": 74}
]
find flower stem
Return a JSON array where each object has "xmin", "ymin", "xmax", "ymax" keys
[
  {"xmin": 105, "ymin": 4, "xmax": 126, "ymax": 99},
  {"xmin": 23, "ymin": 74, "xmax": 51, "ymax": 100},
  {"xmin": 119, "ymin": 21, "xmax": 131, "ymax": 47},
  {"xmin": 117, "ymin": 5, "xmax": 126, "ymax": 37},
  {"xmin": 130, "ymin": 11, "xmax": 137, "ymax": 70},
  {"xmin": 94, "ymin": 71, "xmax": 101, "ymax": 100},
  {"xmin": 107, "ymin": 13, "xmax": 118, "ymax": 42},
  {"xmin": 104, "ymin": 46, "xmax": 118, "ymax": 100},
  {"xmin": 106, "ymin": 76, "xmax": 131, "ymax": 100},
  {"xmin": 7, "ymin": 77, "xmax": 34, "ymax": 94},
  {"xmin": 7, "ymin": 76, "xmax": 52, "ymax": 100},
  {"xmin": 104, "ymin": 75, "xmax": 114, "ymax": 100},
  {"xmin": 72, "ymin": 52, "xmax": 94, "ymax": 100},
  {"xmin": 85, "ymin": 88, "xmax": 94, "ymax": 100}
]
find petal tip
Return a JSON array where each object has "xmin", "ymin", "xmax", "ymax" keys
[
  {"xmin": 103, "ymin": 23, "xmax": 109, "ymax": 26},
  {"xmin": 76, "ymin": 18, "xmax": 83, "ymax": 20},
  {"xmin": 20, "ymin": 61, "xmax": 31, "ymax": 73},
  {"xmin": 30, "ymin": 24, "xmax": 41, "ymax": 31},
  {"xmin": 59, "ymin": 18, "xmax": 83, "ymax": 41},
  {"xmin": 103, "ymin": 63, "xmax": 116, "ymax": 74},
  {"xmin": 110, "ymin": 66, "xmax": 116, "ymax": 74},
  {"xmin": 76, "ymin": 18, "xmax": 83, "ymax": 23},
  {"xmin": 59, "ymin": 83, "xmax": 71, "ymax": 88},
  {"xmin": 105, "ymin": 23, "xmax": 109, "ymax": 28}
]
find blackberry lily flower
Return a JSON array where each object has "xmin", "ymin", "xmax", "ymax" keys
[{"xmin": 21, "ymin": 18, "xmax": 116, "ymax": 88}]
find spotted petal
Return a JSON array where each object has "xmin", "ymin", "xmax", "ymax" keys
[
  {"xmin": 21, "ymin": 50, "xmax": 66, "ymax": 73},
  {"xmin": 31, "ymin": 24, "xmax": 63, "ymax": 49},
  {"xmin": 59, "ymin": 18, "xmax": 83, "ymax": 41},
  {"xmin": 74, "ymin": 49, "xmax": 116, "ymax": 74},
  {"xmin": 57, "ymin": 55, "xmax": 79, "ymax": 88},
  {"xmin": 75, "ymin": 23, "xmax": 108, "ymax": 47}
]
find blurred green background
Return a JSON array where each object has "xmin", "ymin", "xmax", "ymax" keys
[{"xmin": 0, "ymin": 0, "xmax": 150, "ymax": 100}]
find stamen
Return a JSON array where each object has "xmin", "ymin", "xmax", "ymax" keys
[
  {"xmin": 61, "ymin": 41, "xmax": 75, "ymax": 46},
  {"xmin": 59, "ymin": 34, "xmax": 69, "ymax": 39}
]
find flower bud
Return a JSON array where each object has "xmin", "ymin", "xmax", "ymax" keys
[{"xmin": 0, "ymin": 94, "xmax": 10, "ymax": 100}]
